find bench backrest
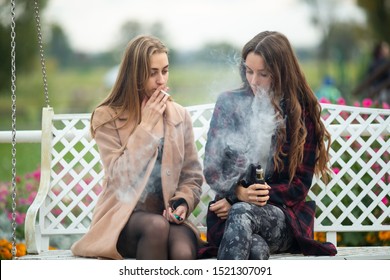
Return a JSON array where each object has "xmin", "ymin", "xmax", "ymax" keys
[{"xmin": 25, "ymin": 103, "xmax": 390, "ymax": 253}]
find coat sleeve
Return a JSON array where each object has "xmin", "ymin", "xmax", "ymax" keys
[
  {"xmin": 169, "ymin": 109, "xmax": 203, "ymax": 215},
  {"xmin": 203, "ymin": 94, "xmax": 245, "ymax": 199},
  {"xmin": 268, "ymin": 116, "xmax": 317, "ymax": 207},
  {"xmin": 92, "ymin": 107, "xmax": 160, "ymax": 191}
]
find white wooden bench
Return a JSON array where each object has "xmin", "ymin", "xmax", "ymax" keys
[{"xmin": 20, "ymin": 103, "xmax": 390, "ymax": 260}]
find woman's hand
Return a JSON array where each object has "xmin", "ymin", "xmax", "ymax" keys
[
  {"xmin": 139, "ymin": 87, "xmax": 169, "ymax": 132},
  {"xmin": 236, "ymin": 183, "xmax": 270, "ymax": 207},
  {"xmin": 209, "ymin": 198, "xmax": 231, "ymax": 219},
  {"xmin": 163, "ymin": 204, "xmax": 187, "ymax": 224}
]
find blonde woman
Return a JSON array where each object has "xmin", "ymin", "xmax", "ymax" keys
[{"xmin": 72, "ymin": 35, "xmax": 203, "ymax": 260}]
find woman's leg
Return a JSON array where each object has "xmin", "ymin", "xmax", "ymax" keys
[
  {"xmin": 217, "ymin": 202, "xmax": 293, "ymax": 260},
  {"xmin": 249, "ymin": 233, "xmax": 270, "ymax": 260},
  {"xmin": 117, "ymin": 211, "xmax": 170, "ymax": 259},
  {"xmin": 168, "ymin": 224, "xmax": 198, "ymax": 260}
]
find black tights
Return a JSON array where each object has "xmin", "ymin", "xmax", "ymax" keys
[{"xmin": 117, "ymin": 211, "xmax": 198, "ymax": 259}]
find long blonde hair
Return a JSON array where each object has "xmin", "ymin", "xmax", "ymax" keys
[
  {"xmin": 240, "ymin": 31, "xmax": 331, "ymax": 182},
  {"xmin": 91, "ymin": 35, "xmax": 168, "ymax": 137}
]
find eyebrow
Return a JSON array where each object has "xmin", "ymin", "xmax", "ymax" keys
[
  {"xmin": 151, "ymin": 64, "xmax": 169, "ymax": 71},
  {"xmin": 244, "ymin": 63, "xmax": 266, "ymax": 72}
]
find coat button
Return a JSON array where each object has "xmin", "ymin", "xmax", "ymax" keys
[
  {"xmin": 282, "ymin": 204, "xmax": 287, "ymax": 209},
  {"xmin": 166, "ymin": 169, "xmax": 171, "ymax": 176}
]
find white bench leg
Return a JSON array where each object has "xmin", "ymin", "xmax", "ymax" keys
[{"xmin": 326, "ymin": 231, "xmax": 337, "ymax": 247}]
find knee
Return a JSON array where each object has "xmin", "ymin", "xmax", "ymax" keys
[
  {"xmin": 229, "ymin": 202, "xmax": 250, "ymax": 216},
  {"xmin": 250, "ymin": 235, "xmax": 270, "ymax": 260},
  {"xmin": 227, "ymin": 202, "xmax": 254, "ymax": 227},
  {"xmin": 144, "ymin": 215, "xmax": 170, "ymax": 238},
  {"xmin": 170, "ymin": 245, "xmax": 196, "ymax": 260}
]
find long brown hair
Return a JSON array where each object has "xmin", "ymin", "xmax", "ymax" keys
[
  {"xmin": 240, "ymin": 31, "xmax": 331, "ymax": 182},
  {"xmin": 91, "ymin": 35, "xmax": 168, "ymax": 137}
]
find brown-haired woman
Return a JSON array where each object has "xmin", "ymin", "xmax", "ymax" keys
[
  {"xmin": 71, "ymin": 35, "xmax": 203, "ymax": 260},
  {"xmin": 200, "ymin": 31, "xmax": 337, "ymax": 259}
]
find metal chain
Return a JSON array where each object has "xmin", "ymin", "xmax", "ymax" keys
[
  {"xmin": 10, "ymin": 0, "xmax": 18, "ymax": 260},
  {"xmin": 34, "ymin": 0, "xmax": 50, "ymax": 107}
]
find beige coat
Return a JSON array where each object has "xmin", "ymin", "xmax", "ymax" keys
[{"xmin": 71, "ymin": 101, "xmax": 203, "ymax": 259}]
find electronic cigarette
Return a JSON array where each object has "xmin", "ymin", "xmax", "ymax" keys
[{"xmin": 173, "ymin": 214, "xmax": 183, "ymax": 221}]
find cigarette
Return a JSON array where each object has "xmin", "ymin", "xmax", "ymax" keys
[{"xmin": 160, "ymin": 90, "xmax": 170, "ymax": 96}]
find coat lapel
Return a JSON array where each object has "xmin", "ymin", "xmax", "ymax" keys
[{"xmin": 161, "ymin": 102, "xmax": 184, "ymax": 208}]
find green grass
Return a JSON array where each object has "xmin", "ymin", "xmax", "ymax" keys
[{"xmin": 0, "ymin": 143, "xmax": 41, "ymax": 182}]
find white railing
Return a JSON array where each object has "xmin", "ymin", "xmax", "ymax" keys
[{"xmin": 0, "ymin": 130, "xmax": 41, "ymax": 143}]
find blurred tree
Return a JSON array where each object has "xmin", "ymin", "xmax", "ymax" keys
[
  {"xmin": 112, "ymin": 20, "xmax": 171, "ymax": 63},
  {"xmin": 117, "ymin": 20, "xmax": 143, "ymax": 50},
  {"xmin": 357, "ymin": 0, "xmax": 390, "ymax": 43},
  {"xmin": 301, "ymin": 0, "xmax": 370, "ymax": 98},
  {"xmin": 302, "ymin": 0, "xmax": 339, "ymax": 62},
  {"xmin": 0, "ymin": 0, "xmax": 48, "ymax": 94},
  {"xmin": 325, "ymin": 22, "xmax": 369, "ymax": 61},
  {"xmin": 47, "ymin": 23, "xmax": 73, "ymax": 68},
  {"xmin": 323, "ymin": 21, "xmax": 370, "ymax": 95},
  {"xmin": 149, "ymin": 22, "xmax": 166, "ymax": 42}
]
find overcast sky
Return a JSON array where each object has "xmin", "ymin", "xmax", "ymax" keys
[{"xmin": 44, "ymin": 0, "xmax": 365, "ymax": 53}]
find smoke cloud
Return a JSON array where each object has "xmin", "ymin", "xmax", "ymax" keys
[{"xmin": 213, "ymin": 86, "xmax": 283, "ymax": 194}]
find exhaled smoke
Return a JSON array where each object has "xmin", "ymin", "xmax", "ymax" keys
[
  {"xmin": 111, "ymin": 144, "xmax": 157, "ymax": 205},
  {"xmin": 248, "ymin": 86, "xmax": 280, "ymax": 172},
  {"xmin": 214, "ymin": 86, "xmax": 282, "ymax": 194}
]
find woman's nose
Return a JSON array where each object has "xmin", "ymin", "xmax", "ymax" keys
[
  {"xmin": 250, "ymin": 74, "xmax": 260, "ymax": 86},
  {"xmin": 156, "ymin": 73, "xmax": 166, "ymax": 85}
]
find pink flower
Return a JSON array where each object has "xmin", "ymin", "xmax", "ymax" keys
[
  {"xmin": 16, "ymin": 212, "xmax": 26, "ymax": 225},
  {"xmin": 383, "ymin": 102, "xmax": 390, "ymax": 109},
  {"xmin": 18, "ymin": 198, "xmax": 29, "ymax": 205},
  {"xmin": 332, "ymin": 167, "xmax": 340, "ymax": 175},
  {"xmin": 382, "ymin": 197, "xmax": 389, "ymax": 206},
  {"xmin": 84, "ymin": 178, "xmax": 92, "ymax": 184},
  {"xmin": 7, "ymin": 211, "xmax": 26, "ymax": 225},
  {"xmin": 32, "ymin": 170, "xmax": 41, "ymax": 182},
  {"xmin": 52, "ymin": 209, "xmax": 63, "ymax": 216},
  {"xmin": 337, "ymin": 97, "xmax": 346, "ymax": 105},
  {"xmin": 25, "ymin": 183, "xmax": 33, "ymax": 192},
  {"xmin": 319, "ymin": 97, "xmax": 331, "ymax": 104},
  {"xmin": 27, "ymin": 192, "xmax": 37, "ymax": 204},
  {"xmin": 353, "ymin": 101, "xmax": 361, "ymax": 107},
  {"xmin": 75, "ymin": 184, "xmax": 83, "ymax": 195},
  {"xmin": 362, "ymin": 98, "xmax": 373, "ymax": 108},
  {"xmin": 0, "ymin": 187, "xmax": 8, "ymax": 202}
]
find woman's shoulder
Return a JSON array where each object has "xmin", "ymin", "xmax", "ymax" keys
[
  {"xmin": 91, "ymin": 106, "xmax": 117, "ymax": 129},
  {"xmin": 217, "ymin": 88, "xmax": 251, "ymax": 102},
  {"xmin": 214, "ymin": 88, "xmax": 252, "ymax": 111}
]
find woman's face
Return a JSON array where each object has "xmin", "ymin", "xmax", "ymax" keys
[
  {"xmin": 145, "ymin": 52, "xmax": 169, "ymax": 97},
  {"xmin": 244, "ymin": 52, "xmax": 272, "ymax": 95}
]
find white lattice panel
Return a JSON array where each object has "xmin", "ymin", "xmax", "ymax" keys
[
  {"xmin": 39, "ymin": 114, "xmax": 104, "ymax": 235},
  {"xmin": 310, "ymin": 104, "xmax": 390, "ymax": 232},
  {"xmin": 186, "ymin": 104, "xmax": 216, "ymax": 227}
]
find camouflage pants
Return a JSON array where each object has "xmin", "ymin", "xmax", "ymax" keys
[{"xmin": 218, "ymin": 202, "xmax": 294, "ymax": 260}]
